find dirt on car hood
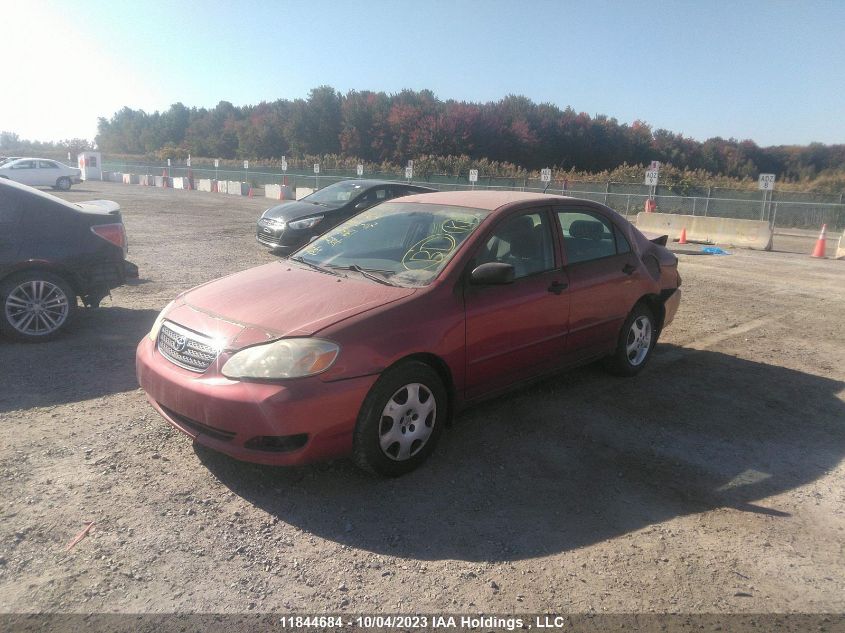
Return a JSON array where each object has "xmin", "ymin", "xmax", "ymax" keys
[{"xmin": 164, "ymin": 261, "xmax": 415, "ymax": 349}]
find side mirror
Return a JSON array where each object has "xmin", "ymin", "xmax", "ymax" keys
[
  {"xmin": 308, "ymin": 235, "xmax": 319, "ymax": 243},
  {"xmin": 470, "ymin": 262, "xmax": 515, "ymax": 285}
]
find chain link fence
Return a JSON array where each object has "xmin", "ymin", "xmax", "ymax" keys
[{"xmin": 104, "ymin": 160, "xmax": 845, "ymax": 230}]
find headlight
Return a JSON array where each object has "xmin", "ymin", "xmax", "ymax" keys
[
  {"xmin": 147, "ymin": 300, "xmax": 175, "ymax": 341},
  {"xmin": 287, "ymin": 215, "xmax": 324, "ymax": 230},
  {"xmin": 221, "ymin": 338, "xmax": 339, "ymax": 380}
]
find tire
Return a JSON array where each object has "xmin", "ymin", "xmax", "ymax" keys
[
  {"xmin": 0, "ymin": 272, "xmax": 76, "ymax": 342},
  {"xmin": 56, "ymin": 177, "xmax": 71, "ymax": 191},
  {"xmin": 353, "ymin": 360, "xmax": 447, "ymax": 476},
  {"xmin": 605, "ymin": 303, "xmax": 656, "ymax": 377}
]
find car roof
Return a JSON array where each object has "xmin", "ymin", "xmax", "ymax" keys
[
  {"xmin": 335, "ymin": 179, "xmax": 432, "ymax": 189},
  {"xmin": 396, "ymin": 189, "xmax": 576, "ymax": 211}
]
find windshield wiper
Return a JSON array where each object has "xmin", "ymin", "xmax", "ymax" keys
[
  {"xmin": 328, "ymin": 264, "xmax": 399, "ymax": 286},
  {"xmin": 289, "ymin": 256, "xmax": 343, "ymax": 277}
]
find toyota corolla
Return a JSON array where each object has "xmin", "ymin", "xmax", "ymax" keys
[{"xmin": 136, "ymin": 191, "xmax": 681, "ymax": 476}]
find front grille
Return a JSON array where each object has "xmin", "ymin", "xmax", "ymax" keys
[
  {"xmin": 157, "ymin": 321, "xmax": 219, "ymax": 372},
  {"xmin": 159, "ymin": 403, "xmax": 235, "ymax": 442},
  {"xmin": 257, "ymin": 232, "xmax": 282, "ymax": 247}
]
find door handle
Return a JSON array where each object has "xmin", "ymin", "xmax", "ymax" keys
[
  {"xmin": 548, "ymin": 280, "xmax": 568, "ymax": 295},
  {"xmin": 622, "ymin": 263, "xmax": 636, "ymax": 275}
]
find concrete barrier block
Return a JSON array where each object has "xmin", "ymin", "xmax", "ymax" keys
[
  {"xmin": 197, "ymin": 179, "xmax": 212, "ymax": 192},
  {"xmin": 217, "ymin": 180, "xmax": 228, "ymax": 194},
  {"xmin": 172, "ymin": 177, "xmax": 184, "ymax": 189},
  {"xmin": 836, "ymin": 233, "xmax": 845, "ymax": 260},
  {"xmin": 227, "ymin": 181, "xmax": 243, "ymax": 196},
  {"xmin": 265, "ymin": 184, "xmax": 281, "ymax": 199},
  {"xmin": 635, "ymin": 213, "xmax": 773, "ymax": 251},
  {"xmin": 296, "ymin": 187, "xmax": 315, "ymax": 200},
  {"xmin": 154, "ymin": 176, "xmax": 165, "ymax": 187},
  {"xmin": 121, "ymin": 174, "xmax": 131, "ymax": 184}
]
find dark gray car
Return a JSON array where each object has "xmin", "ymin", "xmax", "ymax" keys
[{"xmin": 256, "ymin": 179, "xmax": 436, "ymax": 254}]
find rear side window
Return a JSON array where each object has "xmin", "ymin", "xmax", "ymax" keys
[
  {"xmin": 11, "ymin": 160, "xmax": 36, "ymax": 169},
  {"xmin": 557, "ymin": 210, "xmax": 622, "ymax": 264},
  {"xmin": 38, "ymin": 160, "xmax": 59, "ymax": 169}
]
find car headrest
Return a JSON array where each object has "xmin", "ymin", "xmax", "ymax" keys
[{"xmin": 569, "ymin": 220, "xmax": 604, "ymax": 241}]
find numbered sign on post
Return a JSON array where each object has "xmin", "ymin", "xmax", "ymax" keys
[
  {"xmin": 186, "ymin": 155, "xmax": 191, "ymax": 167},
  {"xmin": 644, "ymin": 170, "xmax": 659, "ymax": 186},
  {"xmin": 405, "ymin": 167, "xmax": 413, "ymax": 180},
  {"xmin": 167, "ymin": 158, "xmax": 171, "ymax": 167},
  {"xmin": 214, "ymin": 159, "xmax": 219, "ymax": 168},
  {"xmin": 314, "ymin": 164, "xmax": 320, "ymax": 174},
  {"xmin": 243, "ymin": 160, "xmax": 249, "ymax": 170},
  {"xmin": 540, "ymin": 168, "xmax": 551, "ymax": 183},
  {"xmin": 407, "ymin": 160, "xmax": 414, "ymax": 168},
  {"xmin": 469, "ymin": 169, "xmax": 478, "ymax": 183},
  {"xmin": 357, "ymin": 164, "xmax": 363, "ymax": 177},
  {"xmin": 281, "ymin": 160, "xmax": 288, "ymax": 172},
  {"xmin": 758, "ymin": 174, "xmax": 776, "ymax": 190}
]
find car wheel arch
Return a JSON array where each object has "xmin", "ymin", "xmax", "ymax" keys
[
  {"xmin": 633, "ymin": 293, "xmax": 665, "ymax": 338},
  {"xmin": 381, "ymin": 352, "xmax": 457, "ymax": 426},
  {"xmin": 1, "ymin": 263, "xmax": 81, "ymax": 298}
]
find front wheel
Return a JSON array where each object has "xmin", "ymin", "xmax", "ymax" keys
[
  {"xmin": 56, "ymin": 177, "xmax": 72, "ymax": 191},
  {"xmin": 605, "ymin": 303, "xmax": 656, "ymax": 376},
  {"xmin": 353, "ymin": 361, "xmax": 447, "ymax": 476},
  {"xmin": 0, "ymin": 272, "xmax": 76, "ymax": 341}
]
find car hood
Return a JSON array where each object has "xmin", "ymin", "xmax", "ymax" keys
[
  {"xmin": 262, "ymin": 200, "xmax": 340, "ymax": 222},
  {"xmin": 165, "ymin": 261, "xmax": 415, "ymax": 349}
]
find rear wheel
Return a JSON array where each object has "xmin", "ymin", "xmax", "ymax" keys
[
  {"xmin": 605, "ymin": 303, "xmax": 656, "ymax": 376},
  {"xmin": 353, "ymin": 361, "xmax": 447, "ymax": 476},
  {"xmin": 0, "ymin": 272, "xmax": 76, "ymax": 342},
  {"xmin": 56, "ymin": 177, "xmax": 71, "ymax": 191}
]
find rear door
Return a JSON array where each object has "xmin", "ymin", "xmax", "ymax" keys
[
  {"xmin": 556, "ymin": 207, "xmax": 642, "ymax": 361},
  {"xmin": 37, "ymin": 160, "xmax": 62, "ymax": 186},
  {"xmin": 463, "ymin": 208, "xmax": 570, "ymax": 399}
]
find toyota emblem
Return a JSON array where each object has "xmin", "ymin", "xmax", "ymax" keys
[{"xmin": 174, "ymin": 335, "xmax": 187, "ymax": 352}]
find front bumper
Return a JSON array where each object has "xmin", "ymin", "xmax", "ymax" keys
[
  {"xmin": 255, "ymin": 221, "xmax": 309, "ymax": 251},
  {"xmin": 135, "ymin": 337, "xmax": 377, "ymax": 466}
]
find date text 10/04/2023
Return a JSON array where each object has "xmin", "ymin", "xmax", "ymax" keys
[{"xmin": 277, "ymin": 615, "xmax": 576, "ymax": 629}]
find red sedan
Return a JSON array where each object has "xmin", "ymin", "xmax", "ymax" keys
[{"xmin": 136, "ymin": 191, "xmax": 681, "ymax": 476}]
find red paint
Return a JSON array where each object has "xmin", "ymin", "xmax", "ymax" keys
[{"xmin": 137, "ymin": 192, "xmax": 681, "ymax": 466}]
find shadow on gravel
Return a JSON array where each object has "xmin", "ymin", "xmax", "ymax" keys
[
  {"xmin": 198, "ymin": 344, "xmax": 845, "ymax": 562},
  {"xmin": 0, "ymin": 307, "xmax": 157, "ymax": 413}
]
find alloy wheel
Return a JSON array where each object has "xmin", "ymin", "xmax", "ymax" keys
[
  {"xmin": 626, "ymin": 315, "xmax": 653, "ymax": 366},
  {"xmin": 4, "ymin": 280, "xmax": 70, "ymax": 336}
]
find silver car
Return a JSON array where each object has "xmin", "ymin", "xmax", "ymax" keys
[{"xmin": 0, "ymin": 157, "xmax": 82, "ymax": 190}]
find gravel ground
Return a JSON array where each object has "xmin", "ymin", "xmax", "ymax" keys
[{"xmin": 1, "ymin": 182, "xmax": 844, "ymax": 616}]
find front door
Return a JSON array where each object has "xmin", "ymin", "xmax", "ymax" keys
[
  {"xmin": 464, "ymin": 209, "xmax": 570, "ymax": 400},
  {"xmin": 9, "ymin": 160, "xmax": 38, "ymax": 185}
]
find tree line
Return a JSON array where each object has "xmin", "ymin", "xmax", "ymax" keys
[{"xmin": 27, "ymin": 86, "xmax": 845, "ymax": 183}]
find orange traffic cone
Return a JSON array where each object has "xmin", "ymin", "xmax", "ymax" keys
[
  {"xmin": 678, "ymin": 227, "xmax": 688, "ymax": 244},
  {"xmin": 248, "ymin": 186, "xmax": 254, "ymax": 198},
  {"xmin": 278, "ymin": 185, "xmax": 283, "ymax": 201},
  {"xmin": 811, "ymin": 224, "xmax": 827, "ymax": 258},
  {"xmin": 161, "ymin": 169, "xmax": 169, "ymax": 188}
]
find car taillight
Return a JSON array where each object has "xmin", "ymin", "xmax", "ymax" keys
[{"xmin": 91, "ymin": 223, "xmax": 127, "ymax": 254}]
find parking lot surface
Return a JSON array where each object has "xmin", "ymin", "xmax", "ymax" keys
[{"xmin": 1, "ymin": 182, "xmax": 844, "ymax": 614}]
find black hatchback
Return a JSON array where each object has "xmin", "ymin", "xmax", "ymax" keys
[
  {"xmin": 256, "ymin": 179, "xmax": 436, "ymax": 254},
  {"xmin": 0, "ymin": 179, "xmax": 137, "ymax": 341}
]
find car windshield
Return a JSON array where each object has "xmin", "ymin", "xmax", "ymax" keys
[
  {"xmin": 295, "ymin": 202, "xmax": 490, "ymax": 286},
  {"xmin": 304, "ymin": 181, "xmax": 367, "ymax": 206}
]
